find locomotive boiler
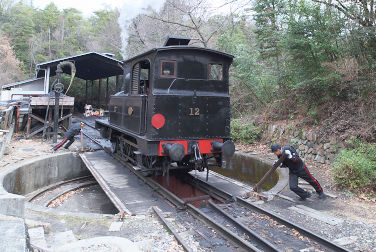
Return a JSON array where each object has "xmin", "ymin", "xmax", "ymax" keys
[{"xmin": 96, "ymin": 36, "xmax": 235, "ymax": 176}]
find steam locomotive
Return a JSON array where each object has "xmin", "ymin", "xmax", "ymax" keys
[{"xmin": 95, "ymin": 36, "xmax": 235, "ymax": 176}]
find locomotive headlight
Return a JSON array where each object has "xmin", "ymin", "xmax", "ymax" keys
[{"xmin": 151, "ymin": 113, "xmax": 165, "ymax": 129}]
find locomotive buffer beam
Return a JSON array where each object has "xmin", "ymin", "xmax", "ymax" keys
[
  {"xmin": 162, "ymin": 143, "xmax": 185, "ymax": 161},
  {"xmin": 211, "ymin": 140, "xmax": 235, "ymax": 158}
]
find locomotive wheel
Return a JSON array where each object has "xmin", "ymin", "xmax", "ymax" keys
[
  {"xmin": 141, "ymin": 155, "xmax": 157, "ymax": 176},
  {"xmin": 114, "ymin": 135, "xmax": 137, "ymax": 164},
  {"xmin": 99, "ymin": 127, "xmax": 109, "ymax": 139}
]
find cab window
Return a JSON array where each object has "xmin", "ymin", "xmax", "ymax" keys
[
  {"xmin": 208, "ymin": 64, "xmax": 223, "ymax": 80},
  {"xmin": 131, "ymin": 59, "xmax": 150, "ymax": 95},
  {"xmin": 160, "ymin": 60, "xmax": 176, "ymax": 78}
]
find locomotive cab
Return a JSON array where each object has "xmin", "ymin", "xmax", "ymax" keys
[{"xmin": 96, "ymin": 36, "xmax": 235, "ymax": 175}]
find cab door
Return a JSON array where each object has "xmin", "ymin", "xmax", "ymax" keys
[{"xmin": 122, "ymin": 60, "xmax": 150, "ymax": 135}]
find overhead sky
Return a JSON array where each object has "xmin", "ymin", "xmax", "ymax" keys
[
  {"xmin": 32, "ymin": 0, "xmax": 126, "ymax": 16},
  {"xmin": 32, "ymin": 0, "xmax": 230, "ymax": 16}
]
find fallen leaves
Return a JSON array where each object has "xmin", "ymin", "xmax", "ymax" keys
[{"xmin": 48, "ymin": 188, "xmax": 85, "ymax": 207}]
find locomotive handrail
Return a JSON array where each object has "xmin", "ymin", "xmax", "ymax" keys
[{"xmin": 166, "ymin": 77, "xmax": 213, "ymax": 94}]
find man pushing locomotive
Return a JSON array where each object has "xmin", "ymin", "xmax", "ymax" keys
[
  {"xmin": 254, "ymin": 143, "xmax": 325, "ymax": 201},
  {"xmin": 52, "ymin": 122, "xmax": 84, "ymax": 151}
]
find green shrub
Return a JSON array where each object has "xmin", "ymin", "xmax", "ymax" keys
[
  {"xmin": 231, "ymin": 119, "xmax": 261, "ymax": 144},
  {"xmin": 332, "ymin": 138, "xmax": 376, "ymax": 192}
]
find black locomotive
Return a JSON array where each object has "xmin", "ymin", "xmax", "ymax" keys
[{"xmin": 96, "ymin": 36, "xmax": 235, "ymax": 176}]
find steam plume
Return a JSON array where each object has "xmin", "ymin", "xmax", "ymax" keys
[{"xmin": 118, "ymin": 0, "xmax": 165, "ymax": 58}]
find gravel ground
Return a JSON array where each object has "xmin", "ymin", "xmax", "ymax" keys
[
  {"xmin": 259, "ymin": 197, "xmax": 376, "ymax": 251},
  {"xmin": 168, "ymin": 210, "xmax": 238, "ymax": 252},
  {"xmin": 26, "ymin": 207, "xmax": 185, "ymax": 251}
]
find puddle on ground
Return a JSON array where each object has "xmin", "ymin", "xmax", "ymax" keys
[{"xmin": 211, "ymin": 155, "xmax": 278, "ymax": 190}]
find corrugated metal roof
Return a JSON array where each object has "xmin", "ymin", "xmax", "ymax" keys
[
  {"xmin": 2, "ymin": 77, "xmax": 44, "ymax": 89},
  {"xmin": 36, "ymin": 52, "xmax": 123, "ymax": 80}
]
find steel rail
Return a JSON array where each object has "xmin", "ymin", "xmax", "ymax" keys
[
  {"xmin": 183, "ymin": 174, "xmax": 234, "ymax": 203},
  {"xmin": 45, "ymin": 180, "xmax": 98, "ymax": 207},
  {"xmin": 236, "ymin": 197, "xmax": 351, "ymax": 252},
  {"xmin": 186, "ymin": 203, "xmax": 262, "ymax": 252},
  {"xmin": 191, "ymin": 174, "xmax": 351, "ymax": 252},
  {"xmin": 152, "ymin": 206, "xmax": 193, "ymax": 252},
  {"xmin": 83, "ymin": 122, "xmax": 96, "ymax": 129},
  {"xmin": 80, "ymin": 131, "xmax": 266, "ymax": 250},
  {"xmin": 113, "ymin": 155, "xmax": 187, "ymax": 210},
  {"xmin": 207, "ymin": 200, "xmax": 280, "ymax": 251},
  {"xmin": 81, "ymin": 127, "xmax": 348, "ymax": 251},
  {"xmin": 81, "ymin": 128, "xmax": 187, "ymax": 210},
  {"xmin": 81, "ymin": 131, "xmax": 103, "ymax": 146},
  {"xmin": 26, "ymin": 175, "xmax": 94, "ymax": 202},
  {"xmin": 114, "ymin": 155, "xmax": 269, "ymax": 251}
]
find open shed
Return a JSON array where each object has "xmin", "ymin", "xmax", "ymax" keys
[
  {"xmin": 1, "ymin": 52, "xmax": 124, "ymax": 139},
  {"xmin": 35, "ymin": 52, "xmax": 124, "ymax": 107}
]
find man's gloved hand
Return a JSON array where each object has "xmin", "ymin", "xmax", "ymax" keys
[{"xmin": 274, "ymin": 160, "xmax": 284, "ymax": 168}]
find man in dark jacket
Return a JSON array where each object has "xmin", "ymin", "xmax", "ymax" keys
[
  {"xmin": 271, "ymin": 143, "xmax": 325, "ymax": 200},
  {"xmin": 52, "ymin": 122, "xmax": 84, "ymax": 151}
]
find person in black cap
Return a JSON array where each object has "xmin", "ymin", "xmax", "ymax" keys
[
  {"xmin": 52, "ymin": 122, "xmax": 84, "ymax": 151},
  {"xmin": 271, "ymin": 143, "xmax": 325, "ymax": 200}
]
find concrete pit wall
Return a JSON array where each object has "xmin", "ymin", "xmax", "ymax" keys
[
  {"xmin": 213, "ymin": 152, "xmax": 288, "ymax": 194},
  {"xmin": 0, "ymin": 152, "xmax": 90, "ymax": 217}
]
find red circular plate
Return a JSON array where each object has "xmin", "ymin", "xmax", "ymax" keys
[{"xmin": 151, "ymin": 114, "xmax": 165, "ymax": 129}]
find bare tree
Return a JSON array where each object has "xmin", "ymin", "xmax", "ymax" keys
[
  {"xmin": 86, "ymin": 9, "xmax": 122, "ymax": 56},
  {"xmin": 143, "ymin": 0, "xmax": 221, "ymax": 47},
  {"xmin": 0, "ymin": 0, "xmax": 16, "ymax": 17},
  {"xmin": 123, "ymin": 0, "xmax": 241, "ymax": 57},
  {"xmin": 312, "ymin": 0, "xmax": 376, "ymax": 28},
  {"xmin": 0, "ymin": 32, "xmax": 24, "ymax": 85}
]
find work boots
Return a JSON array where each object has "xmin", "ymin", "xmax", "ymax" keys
[
  {"xmin": 318, "ymin": 191, "xmax": 326, "ymax": 199},
  {"xmin": 298, "ymin": 192, "xmax": 312, "ymax": 201}
]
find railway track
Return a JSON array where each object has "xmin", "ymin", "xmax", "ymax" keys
[
  {"xmin": 184, "ymin": 174, "xmax": 350, "ymax": 252},
  {"xmin": 80, "ymin": 124, "xmax": 350, "ymax": 252},
  {"xmin": 26, "ymin": 176, "xmax": 97, "ymax": 207}
]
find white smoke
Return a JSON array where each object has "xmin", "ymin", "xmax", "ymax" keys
[{"xmin": 118, "ymin": 0, "xmax": 165, "ymax": 58}]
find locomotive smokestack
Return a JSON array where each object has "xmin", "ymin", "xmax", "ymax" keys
[
  {"xmin": 211, "ymin": 141, "xmax": 235, "ymax": 157},
  {"xmin": 162, "ymin": 143, "xmax": 186, "ymax": 161},
  {"xmin": 163, "ymin": 35, "xmax": 191, "ymax": 46}
]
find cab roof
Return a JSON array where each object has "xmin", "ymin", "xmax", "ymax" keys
[{"xmin": 123, "ymin": 46, "xmax": 234, "ymax": 64}]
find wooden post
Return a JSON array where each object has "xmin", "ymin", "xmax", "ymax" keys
[
  {"xmin": 53, "ymin": 91, "xmax": 59, "ymax": 143},
  {"xmin": 48, "ymin": 109, "xmax": 52, "ymax": 139},
  {"xmin": 68, "ymin": 108, "xmax": 73, "ymax": 128},
  {"xmin": 115, "ymin": 75, "xmax": 119, "ymax": 92},
  {"xmin": 80, "ymin": 123, "xmax": 84, "ymax": 152},
  {"xmin": 98, "ymin": 79, "xmax": 101, "ymax": 109},
  {"xmin": 16, "ymin": 106, "xmax": 20, "ymax": 132},
  {"xmin": 3, "ymin": 112, "xmax": 8, "ymax": 130},
  {"xmin": 26, "ymin": 114, "xmax": 31, "ymax": 136},
  {"xmin": 85, "ymin": 80, "xmax": 88, "ymax": 105},
  {"xmin": 91, "ymin": 80, "xmax": 94, "ymax": 105},
  {"xmin": 106, "ymin": 77, "xmax": 109, "ymax": 110}
]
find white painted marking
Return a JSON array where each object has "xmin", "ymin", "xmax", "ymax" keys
[
  {"xmin": 109, "ymin": 222, "xmax": 123, "ymax": 232},
  {"xmin": 289, "ymin": 205, "xmax": 343, "ymax": 225},
  {"xmin": 333, "ymin": 236, "xmax": 358, "ymax": 246}
]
